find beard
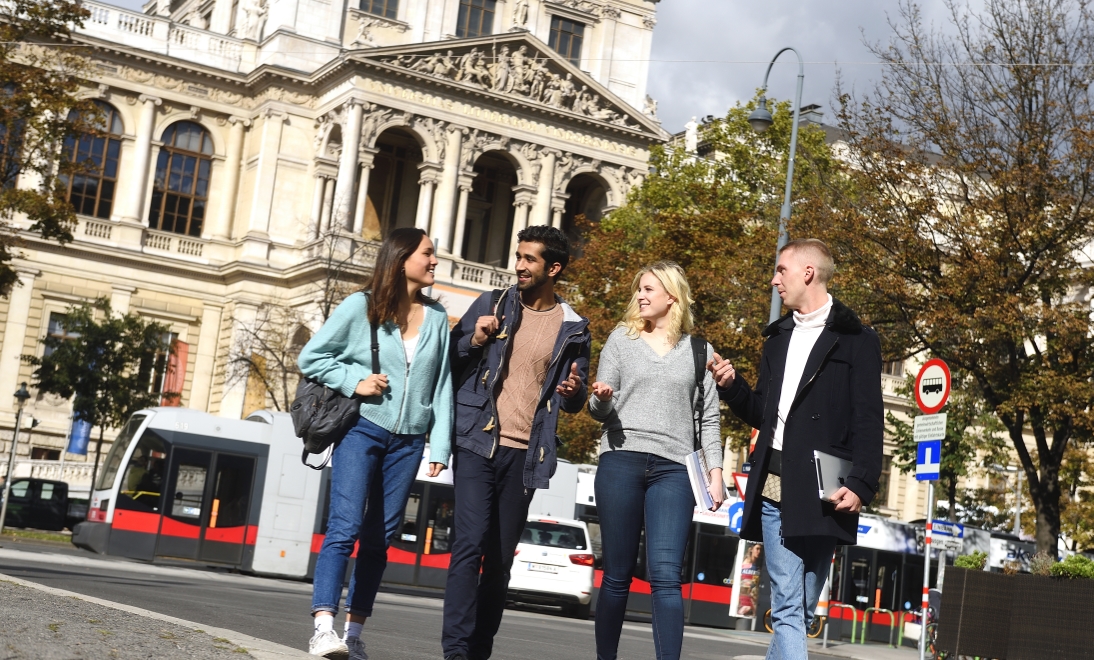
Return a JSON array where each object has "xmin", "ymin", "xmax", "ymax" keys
[{"xmin": 516, "ymin": 269, "xmax": 549, "ymax": 291}]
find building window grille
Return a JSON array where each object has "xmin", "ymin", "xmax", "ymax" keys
[
  {"xmin": 63, "ymin": 100, "xmax": 124, "ymax": 220},
  {"xmin": 882, "ymin": 360, "xmax": 904, "ymax": 378},
  {"xmin": 456, "ymin": 0, "xmax": 495, "ymax": 38},
  {"xmin": 360, "ymin": 0, "xmax": 398, "ymax": 19},
  {"xmin": 149, "ymin": 122, "xmax": 214, "ymax": 238},
  {"xmin": 44, "ymin": 312, "xmax": 80, "ymax": 358},
  {"xmin": 548, "ymin": 16, "xmax": 584, "ymax": 66}
]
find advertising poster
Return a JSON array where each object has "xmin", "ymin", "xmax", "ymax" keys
[
  {"xmin": 66, "ymin": 417, "xmax": 91, "ymax": 456},
  {"xmin": 736, "ymin": 541, "xmax": 764, "ymax": 617}
]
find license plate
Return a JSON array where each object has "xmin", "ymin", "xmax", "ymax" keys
[{"xmin": 528, "ymin": 562, "xmax": 558, "ymax": 574}]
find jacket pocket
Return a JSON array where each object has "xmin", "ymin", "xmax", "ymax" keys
[{"xmin": 455, "ymin": 389, "xmax": 489, "ymax": 436}]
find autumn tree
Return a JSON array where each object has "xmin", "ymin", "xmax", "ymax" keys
[
  {"xmin": 796, "ymin": 0, "xmax": 1094, "ymax": 553},
  {"xmin": 886, "ymin": 371, "xmax": 1007, "ymax": 522},
  {"xmin": 558, "ymin": 99, "xmax": 835, "ymax": 462},
  {"xmin": 23, "ymin": 299, "xmax": 174, "ymax": 490},
  {"xmin": 0, "ymin": 0, "xmax": 101, "ymax": 296}
]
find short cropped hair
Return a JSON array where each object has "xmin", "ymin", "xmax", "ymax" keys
[
  {"xmin": 779, "ymin": 238, "xmax": 835, "ymax": 284},
  {"xmin": 517, "ymin": 225, "xmax": 570, "ymax": 278}
]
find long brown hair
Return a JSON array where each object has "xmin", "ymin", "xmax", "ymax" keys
[{"xmin": 367, "ymin": 227, "xmax": 433, "ymax": 326}]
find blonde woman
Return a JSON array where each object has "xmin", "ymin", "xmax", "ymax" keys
[{"xmin": 589, "ymin": 261, "xmax": 723, "ymax": 660}]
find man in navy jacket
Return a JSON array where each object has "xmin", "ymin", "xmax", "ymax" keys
[
  {"xmin": 442, "ymin": 225, "xmax": 590, "ymax": 660},
  {"xmin": 709, "ymin": 239, "xmax": 883, "ymax": 660}
]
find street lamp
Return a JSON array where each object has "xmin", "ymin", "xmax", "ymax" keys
[
  {"xmin": 991, "ymin": 464, "xmax": 1023, "ymax": 537},
  {"xmin": 749, "ymin": 47, "xmax": 805, "ymax": 324},
  {"xmin": 0, "ymin": 382, "xmax": 32, "ymax": 535}
]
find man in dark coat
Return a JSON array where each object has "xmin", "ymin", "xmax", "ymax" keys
[{"xmin": 709, "ymin": 238, "xmax": 883, "ymax": 660}]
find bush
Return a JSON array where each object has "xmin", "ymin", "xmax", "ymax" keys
[
  {"xmin": 1029, "ymin": 551, "xmax": 1055, "ymax": 576},
  {"xmin": 1049, "ymin": 554, "xmax": 1094, "ymax": 579},
  {"xmin": 955, "ymin": 551, "xmax": 988, "ymax": 570}
]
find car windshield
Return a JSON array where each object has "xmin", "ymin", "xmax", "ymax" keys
[
  {"xmin": 95, "ymin": 414, "xmax": 147, "ymax": 491},
  {"xmin": 521, "ymin": 521, "xmax": 587, "ymax": 550}
]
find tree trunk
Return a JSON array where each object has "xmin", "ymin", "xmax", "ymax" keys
[
  {"xmin": 948, "ymin": 476, "xmax": 958, "ymax": 523},
  {"xmin": 1034, "ymin": 462, "xmax": 1062, "ymax": 555},
  {"xmin": 89, "ymin": 426, "xmax": 105, "ymax": 494}
]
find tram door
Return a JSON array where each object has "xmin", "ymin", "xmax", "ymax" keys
[{"xmin": 156, "ymin": 447, "xmax": 256, "ymax": 565}]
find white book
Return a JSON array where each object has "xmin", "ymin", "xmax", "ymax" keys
[{"xmin": 685, "ymin": 449, "xmax": 720, "ymax": 510}]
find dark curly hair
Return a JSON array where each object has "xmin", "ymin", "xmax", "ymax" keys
[{"xmin": 516, "ymin": 225, "xmax": 570, "ymax": 280}]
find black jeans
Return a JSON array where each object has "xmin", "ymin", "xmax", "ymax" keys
[{"xmin": 442, "ymin": 445, "xmax": 535, "ymax": 659}]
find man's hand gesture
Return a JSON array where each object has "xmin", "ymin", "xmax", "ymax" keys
[
  {"xmin": 706, "ymin": 352, "xmax": 736, "ymax": 388},
  {"xmin": 471, "ymin": 315, "xmax": 500, "ymax": 347},
  {"xmin": 556, "ymin": 362, "xmax": 582, "ymax": 399}
]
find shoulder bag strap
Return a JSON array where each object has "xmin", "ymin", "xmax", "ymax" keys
[{"xmin": 690, "ymin": 334, "xmax": 706, "ymax": 453}]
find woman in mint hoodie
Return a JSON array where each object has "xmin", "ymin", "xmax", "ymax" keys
[{"xmin": 299, "ymin": 227, "xmax": 453, "ymax": 660}]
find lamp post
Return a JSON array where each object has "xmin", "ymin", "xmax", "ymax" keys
[
  {"xmin": 0, "ymin": 382, "xmax": 32, "ymax": 535},
  {"xmin": 992, "ymin": 464, "xmax": 1023, "ymax": 536},
  {"xmin": 748, "ymin": 47, "xmax": 805, "ymax": 324}
]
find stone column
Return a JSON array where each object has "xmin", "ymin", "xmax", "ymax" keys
[
  {"xmin": 310, "ymin": 174, "xmax": 326, "ymax": 232},
  {"xmin": 352, "ymin": 147, "xmax": 379, "ymax": 236},
  {"xmin": 187, "ymin": 302, "xmax": 223, "ymax": 413},
  {"xmin": 117, "ymin": 95, "xmax": 161, "ymax": 225},
  {"xmin": 531, "ymin": 148, "xmax": 557, "ymax": 227},
  {"xmin": 247, "ymin": 109, "xmax": 286, "ymax": 237},
  {"xmin": 430, "ymin": 126, "xmax": 463, "ymax": 253},
  {"xmin": 210, "ymin": 0, "xmax": 233, "ymax": 33},
  {"xmin": 217, "ymin": 300, "xmax": 258, "ymax": 420},
  {"xmin": 451, "ymin": 179, "xmax": 473, "ymax": 259},
  {"xmin": 0, "ymin": 268, "xmax": 39, "ymax": 412},
  {"xmin": 507, "ymin": 185, "xmax": 537, "ymax": 269},
  {"xmin": 318, "ymin": 177, "xmax": 335, "ymax": 235},
  {"xmin": 415, "ymin": 165, "xmax": 441, "ymax": 232},
  {"xmin": 211, "ymin": 116, "xmax": 249, "ymax": 240},
  {"xmin": 551, "ymin": 193, "xmax": 569, "ymax": 229},
  {"xmin": 333, "ymin": 100, "xmax": 364, "ymax": 231}
]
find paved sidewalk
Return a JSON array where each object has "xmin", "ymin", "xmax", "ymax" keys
[
  {"xmin": 713, "ymin": 627, "xmax": 921, "ymax": 660},
  {"xmin": 0, "ymin": 573, "xmax": 311, "ymax": 660}
]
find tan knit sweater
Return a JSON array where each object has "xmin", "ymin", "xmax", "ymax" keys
[{"xmin": 496, "ymin": 303, "xmax": 563, "ymax": 448}]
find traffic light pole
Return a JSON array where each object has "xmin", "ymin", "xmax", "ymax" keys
[{"xmin": 0, "ymin": 403, "xmax": 27, "ymax": 535}]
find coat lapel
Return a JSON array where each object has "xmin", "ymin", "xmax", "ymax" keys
[{"xmin": 792, "ymin": 327, "xmax": 838, "ymax": 408}]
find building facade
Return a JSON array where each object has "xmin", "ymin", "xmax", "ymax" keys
[{"xmin": 0, "ymin": 0, "xmax": 668, "ymax": 493}]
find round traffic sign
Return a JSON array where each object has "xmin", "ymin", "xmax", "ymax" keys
[{"xmin": 914, "ymin": 358, "xmax": 951, "ymax": 414}]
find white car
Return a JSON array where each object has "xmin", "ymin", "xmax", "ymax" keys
[{"xmin": 508, "ymin": 516, "xmax": 595, "ymax": 619}]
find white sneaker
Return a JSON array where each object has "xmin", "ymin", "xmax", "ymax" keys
[
  {"xmin": 308, "ymin": 630, "xmax": 349, "ymax": 659},
  {"xmin": 345, "ymin": 636, "xmax": 368, "ymax": 660}
]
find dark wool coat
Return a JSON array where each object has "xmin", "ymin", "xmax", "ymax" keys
[{"xmin": 719, "ymin": 298, "xmax": 884, "ymax": 545}]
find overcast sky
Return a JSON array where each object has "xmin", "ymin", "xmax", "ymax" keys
[{"xmin": 104, "ymin": 0, "xmax": 962, "ymax": 132}]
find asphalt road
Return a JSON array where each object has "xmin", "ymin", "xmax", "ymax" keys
[{"xmin": 0, "ymin": 538, "xmax": 848, "ymax": 660}]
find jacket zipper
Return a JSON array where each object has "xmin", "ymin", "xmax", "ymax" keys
[{"xmin": 392, "ymin": 325, "xmax": 413, "ymax": 432}]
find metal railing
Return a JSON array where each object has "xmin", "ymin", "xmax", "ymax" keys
[
  {"xmin": 859, "ymin": 607, "xmax": 896, "ymax": 646},
  {"xmin": 828, "ymin": 603, "xmax": 861, "ymax": 643}
]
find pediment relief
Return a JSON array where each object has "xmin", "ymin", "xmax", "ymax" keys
[{"xmin": 354, "ymin": 34, "xmax": 664, "ymax": 139}]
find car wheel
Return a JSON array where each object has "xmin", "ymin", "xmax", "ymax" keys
[{"xmin": 569, "ymin": 602, "xmax": 591, "ymax": 619}]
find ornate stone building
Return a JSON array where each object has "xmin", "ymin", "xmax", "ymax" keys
[{"xmin": 0, "ymin": 0, "xmax": 667, "ymax": 492}]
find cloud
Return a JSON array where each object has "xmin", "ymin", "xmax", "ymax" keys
[{"xmin": 647, "ymin": 0, "xmax": 958, "ymax": 132}]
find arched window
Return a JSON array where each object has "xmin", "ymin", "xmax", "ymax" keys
[
  {"xmin": 63, "ymin": 101, "xmax": 124, "ymax": 219},
  {"xmin": 149, "ymin": 121, "xmax": 213, "ymax": 237},
  {"xmin": 0, "ymin": 84, "xmax": 23, "ymax": 190}
]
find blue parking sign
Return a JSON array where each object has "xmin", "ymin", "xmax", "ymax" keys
[
  {"xmin": 728, "ymin": 501, "xmax": 744, "ymax": 534},
  {"xmin": 916, "ymin": 439, "xmax": 941, "ymax": 481}
]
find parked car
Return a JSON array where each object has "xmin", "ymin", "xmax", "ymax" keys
[
  {"xmin": 0, "ymin": 478, "xmax": 87, "ymax": 532},
  {"xmin": 508, "ymin": 516, "xmax": 595, "ymax": 619}
]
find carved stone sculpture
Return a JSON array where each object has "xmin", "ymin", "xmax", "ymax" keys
[
  {"xmin": 684, "ymin": 116, "xmax": 699, "ymax": 153},
  {"xmin": 643, "ymin": 94, "xmax": 658, "ymax": 119},
  {"xmin": 351, "ymin": 17, "xmax": 377, "ymax": 47},
  {"xmin": 513, "ymin": 0, "xmax": 529, "ymax": 26}
]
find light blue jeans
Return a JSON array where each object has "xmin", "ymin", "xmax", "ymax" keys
[{"xmin": 760, "ymin": 500, "xmax": 836, "ymax": 660}]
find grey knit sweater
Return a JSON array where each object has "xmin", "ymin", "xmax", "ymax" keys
[{"xmin": 589, "ymin": 327, "xmax": 722, "ymax": 469}]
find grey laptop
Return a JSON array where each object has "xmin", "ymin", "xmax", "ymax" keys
[{"xmin": 813, "ymin": 450, "xmax": 854, "ymax": 501}]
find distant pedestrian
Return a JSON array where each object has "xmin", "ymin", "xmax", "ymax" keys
[
  {"xmin": 589, "ymin": 261, "xmax": 723, "ymax": 660},
  {"xmin": 299, "ymin": 227, "xmax": 453, "ymax": 660},
  {"xmin": 441, "ymin": 225, "xmax": 590, "ymax": 660},
  {"xmin": 708, "ymin": 238, "xmax": 883, "ymax": 660}
]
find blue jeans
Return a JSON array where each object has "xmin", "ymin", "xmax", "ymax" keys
[
  {"xmin": 761, "ymin": 500, "xmax": 836, "ymax": 660},
  {"xmin": 311, "ymin": 416, "xmax": 425, "ymax": 617},
  {"xmin": 594, "ymin": 451, "xmax": 695, "ymax": 660}
]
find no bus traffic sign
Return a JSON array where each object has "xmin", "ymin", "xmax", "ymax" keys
[{"xmin": 914, "ymin": 358, "xmax": 951, "ymax": 414}]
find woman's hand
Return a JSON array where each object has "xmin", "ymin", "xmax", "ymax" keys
[
  {"xmin": 591, "ymin": 381, "xmax": 613, "ymax": 402},
  {"xmin": 707, "ymin": 467, "xmax": 725, "ymax": 510},
  {"xmin": 355, "ymin": 374, "xmax": 389, "ymax": 397},
  {"xmin": 427, "ymin": 462, "xmax": 447, "ymax": 478}
]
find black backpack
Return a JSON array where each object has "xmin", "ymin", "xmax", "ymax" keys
[
  {"xmin": 689, "ymin": 334, "xmax": 708, "ymax": 453},
  {"xmin": 290, "ymin": 308, "xmax": 379, "ymax": 470}
]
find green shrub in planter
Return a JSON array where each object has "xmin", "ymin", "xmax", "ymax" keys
[
  {"xmin": 954, "ymin": 550, "xmax": 987, "ymax": 570},
  {"xmin": 1049, "ymin": 553, "xmax": 1094, "ymax": 579},
  {"xmin": 1028, "ymin": 550, "xmax": 1055, "ymax": 576}
]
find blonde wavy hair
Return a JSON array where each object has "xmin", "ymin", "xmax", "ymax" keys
[{"xmin": 617, "ymin": 261, "xmax": 695, "ymax": 345}]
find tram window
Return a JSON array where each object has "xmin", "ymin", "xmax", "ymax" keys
[
  {"xmin": 95, "ymin": 414, "xmax": 147, "ymax": 491},
  {"xmin": 429, "ymin": 497, "xmax": 454, "ymax": 554},
  {"xmin": 691, "ymin": 530, "xmax": 737, "ymax": 587},
  {"xmin": 848, "ymin": 556, "xmax": 872, "ymax": 606},
  {"xmin": 400, "ymin": 492, "xmax": 420, "ymax": 543},
  {"xmin": 172, "ymin": 463, "xmax": 208, "ymax": 520},
  {"xmin": 118, "ymin": 431, "xmax": 167, "ymax": 513},
  {"xmin": 208, "ymin": 454, "xmax": 254, "ymax": 529}
]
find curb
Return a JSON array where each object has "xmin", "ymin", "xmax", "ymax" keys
[{"xmin": 0, "ymin": 572, "xmax": 312, "ymax": 660}]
